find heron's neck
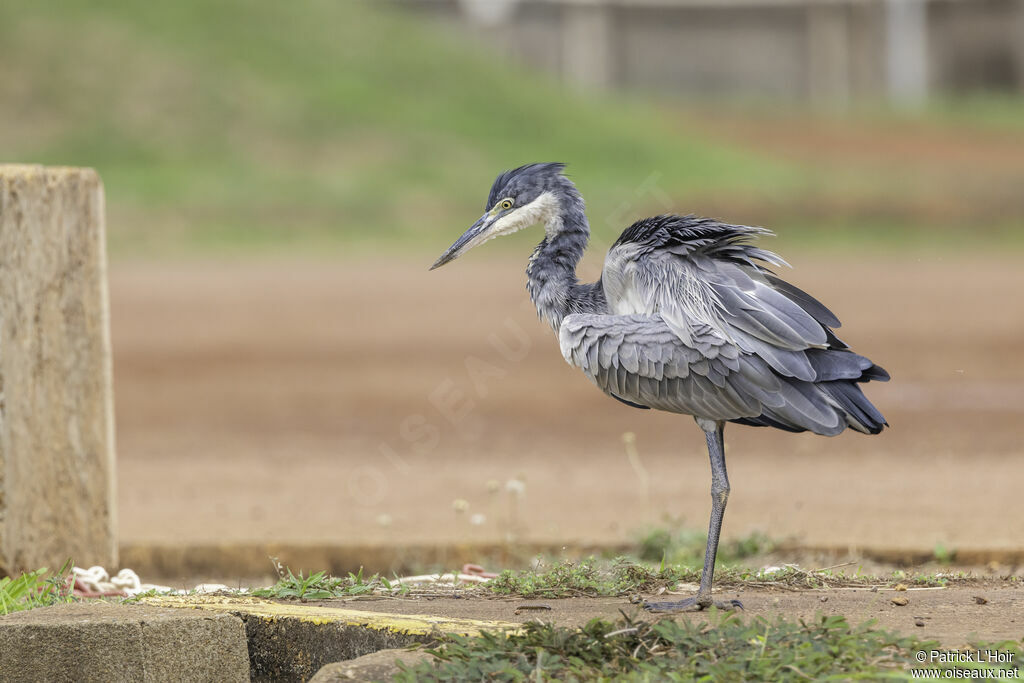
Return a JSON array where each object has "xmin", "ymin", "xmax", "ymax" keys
[{"xmin": 526, "ymin": 197, "xmax": 592, "ymax": 331}]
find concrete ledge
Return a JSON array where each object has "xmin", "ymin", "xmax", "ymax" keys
[
  {"xmin": 0, "ymin": 602, "xmax": 248, "ymax": 683},
  {"xmin": 140, "ymin": 595, "xmax": 519, "ymax": 681}
]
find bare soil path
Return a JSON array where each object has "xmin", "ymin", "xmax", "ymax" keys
[{"xmin": 111, "ymin": 254, "xmax": 1024, "ymax": 555}]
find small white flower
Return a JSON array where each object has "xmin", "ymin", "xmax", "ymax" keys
[
  {"xmin": 452, "ymin": 499, "xmax": 470, "ymax": 513},
  {"xmin": 505, "ymin": 478, "xmax": 526, "ymax": 496},
  {"xmin": 485, "ymin": 479, "xmax": 501, "ymax": 494},
  {"xmin": 469, "ymin": 513, "xmax": 486, "ymax": 526}
]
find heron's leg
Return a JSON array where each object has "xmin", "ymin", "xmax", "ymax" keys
[{"xmin": 644, "ymin": 419, "xmax": 742, "ymax": 612}]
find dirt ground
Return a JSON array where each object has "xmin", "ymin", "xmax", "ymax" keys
[
  {"xmin": 111, "ymin": 253, "xmax": 1024, "ymax": 558},
  {"xmin": 318, "ymin": 580, "xmax": 1022, "ymax": 646}
]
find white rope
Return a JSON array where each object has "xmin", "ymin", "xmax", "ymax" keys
[
  {"xmin": 72, "ymin": 565, "xmax": 222, "ymax": 596},
  {"xmin": 73, "ymin": 565, "xmax": 173, "ymax": 596},
  {"xmin": 393, "ymin": 572, "xmax": 492, "ymax": 586},
  {"xmin": 70, "ymin": 565, "xmax": 492, "ymax": 597}
]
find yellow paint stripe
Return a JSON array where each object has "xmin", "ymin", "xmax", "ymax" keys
[{"xmin": 139, "ymin": 595, "xmax": 520, "ymax": 637}]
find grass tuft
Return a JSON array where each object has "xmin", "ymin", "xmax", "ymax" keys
[
  {"xmin": 636, "ymin": 526, "xmax": 775, "ymax": 566},
  {"xmin": 486, "ymin": 558, "xmax": 682, "ymax": 599},
  {"xmin": 0, "ymin": 560, "xmax": 74, "ymax": 614},
  {"xmin": 482, "ymin": 557, "xmax": 962, "ymax": 599},
  {"xmin": 251, "ymin": 561, "xmax": 407, "ymax": 600}
]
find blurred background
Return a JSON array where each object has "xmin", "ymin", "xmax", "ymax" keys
[{"xmin": 3, "ymin": 0, "xmax": 1022, "ymax": 576}]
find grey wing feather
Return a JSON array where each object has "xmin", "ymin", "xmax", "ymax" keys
[
  {"xmin": 590, "ymin": 215, "xmax": 888, "ymax": 435},
  {"xmin": 763, "ymin": 273, "xmax": 842, "ymax": 329},
  {"xmin": 560, "ymin": 313, "xmax": 771, "ymax": 422},
  {"xmin": 605, "ymin": 248, "xmax": 828, "ymax": 381}
]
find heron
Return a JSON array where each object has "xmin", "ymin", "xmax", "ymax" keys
[{"xmin": 430, "ymin": 163, "xmax": 888, "ymax": 611}]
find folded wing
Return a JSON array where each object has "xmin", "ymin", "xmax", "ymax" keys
[{"xmin": 560, "ymin": 215, "xmax": 888, "ymax": 435}]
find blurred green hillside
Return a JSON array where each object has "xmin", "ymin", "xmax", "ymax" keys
[{"xmin": 1, "ymin": 0, "xmax": 1021, "ymax": 258}]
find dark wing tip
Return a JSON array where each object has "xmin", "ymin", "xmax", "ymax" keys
[{"xmin": 861, "ymin": 364, "xmax": 890, "ymax": 382}]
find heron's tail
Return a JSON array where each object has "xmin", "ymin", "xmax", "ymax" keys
[
  {"xmin": 730, "ymin": 362, "xmax": 889, "ymax": 436},
  {"xmin": 819, "ymin": 378, "xmax": 888, "ymax": 434}
]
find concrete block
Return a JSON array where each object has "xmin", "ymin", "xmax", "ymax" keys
[
  {"xmin": 309, "ymin": 648, "xmax": 431, "ymax": 682},
  {"xmin": 0, "ymin": 601, "xmax": 248, "ymax": 683},
  {"xmin": 0, "ymin": 165, "xmax": 117, "ymax": 575}
]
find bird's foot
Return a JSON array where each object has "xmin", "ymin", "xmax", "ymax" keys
[{"xmin": 642, "ymin": 596, "xmax": 743, "ymax": 613}]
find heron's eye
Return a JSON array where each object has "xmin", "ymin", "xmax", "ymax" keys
[{"xmin": 499, "ymin": 199, "xmax": 514, "ymax": 211}]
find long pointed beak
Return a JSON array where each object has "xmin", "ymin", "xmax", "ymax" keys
[{"xmin": 430, "ymin": 214, "xmax": 491, "ymax": 270}]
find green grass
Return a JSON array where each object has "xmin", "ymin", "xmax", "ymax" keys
[
  {"xmin": 0, "ymin": 561, "xmax": 74, "ymax": 615},
  {"xmin": 482, "ymin": 557, "xmax": 964, "ymax": 600},
  {"xmin": 486, "ymin": 558, "xmax": 677, "ymax": 599},
  {"xmin": 636, "ymin": 527, "xmax": 775, "ymax": 567},
  {"xmin": 396, "ymin": 611, "xmax": 1023, "ymax": 681},
  {"xmin": 0, "ymin": 0, "xmax": 794, "ymax": 257},
  {"xmin": 251, "ymin": 565, "xmax": 408, "ymax": 600},
  {"xmin": 246, "ymin": 554, "xmax": 984, "ymax": 603},
  {"xmin": 2, "ymin": 1, "xmax": 1021, "ymax": 258},
  {"xmin": 876, "ymin": 94, "xmax": 1024, "ymax": 133}
]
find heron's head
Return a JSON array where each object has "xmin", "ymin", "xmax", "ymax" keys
[{"xmin": 430, "ymin": 162, "xmax": 571, "ymax": 270}]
